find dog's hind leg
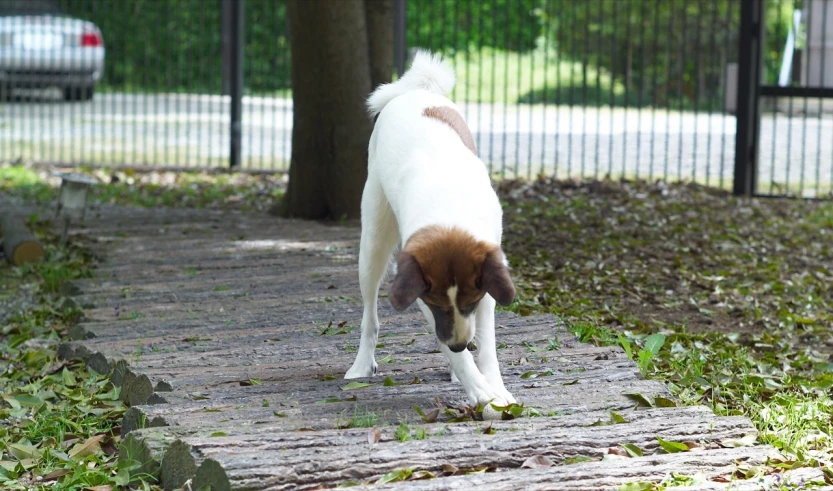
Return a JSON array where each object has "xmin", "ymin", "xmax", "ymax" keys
[{"xmin": 345, "ymin": 178, "xmax": 399, "ymax": 379}]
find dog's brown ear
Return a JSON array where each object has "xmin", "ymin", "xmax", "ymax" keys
[
  {"xmin": 481, "ymin": 249, "xmax": 516, "ymax": 307},
  {"xmin": 390, "ymin": 251, "xmax": 428, "ymax": 311}
]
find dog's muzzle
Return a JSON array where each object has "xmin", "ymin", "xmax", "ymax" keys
[{"xmin": 447, "ymin": 341, "xmax": 468, "ymax": 353}]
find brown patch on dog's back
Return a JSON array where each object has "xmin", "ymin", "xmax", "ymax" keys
[{"xmin": 422, "ymin": 106, "xmax": 477, "ymax": 155}]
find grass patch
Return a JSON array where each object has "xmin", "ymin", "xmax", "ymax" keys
[
  {"xmin": 0, "ymin": 223, "xmax": 156, "ymax": 489},
  {"xmin": 499, "ymin": 178, "xmax": 833, "ymax": 482},
  {"xmin": 0, "ymin": 164, "xmax": 286, "ymax": 213},
  {"xmin": 338, "ymin": 406, "xmax": 381, "ymax": 429},
  {"xmin": 447, "ymin": 45, "xmax": 626, "ymax": 106}
]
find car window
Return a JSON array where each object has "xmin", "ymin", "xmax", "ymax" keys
[{"xmin": 0, "ymin": 0, "xmax": 63, "ymax": 16}]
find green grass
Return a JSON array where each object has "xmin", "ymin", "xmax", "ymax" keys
[
  {"xmin": 0, "ymin": 164, "xmax": 286, "ymax": 213},
  {"xmin": 499, "ymin": 178, "xmax": 833, "ymax": 485},
  {"xmin": 338, "ymin": 407, "xmax": 381, "ymax": 429},
  {"xmin": 0, "ymin": 227, "xmax": 157, "ymax": 489},
  {"xmin": 446, "ymin": 45, "xmax": 626, "ymax": 106},
  {"xmin": 0, "ymin": 139, "xmax": 289, "ymax": 173}
]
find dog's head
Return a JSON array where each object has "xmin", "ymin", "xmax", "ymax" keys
[{"xmin": 389, "ymin": 226, "xmax": 516, "ymax": 352}]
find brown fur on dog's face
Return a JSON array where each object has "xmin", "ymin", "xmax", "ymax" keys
[{"xmin": 389, "ymin": 226, "xmax": 516, "ymax": 351}]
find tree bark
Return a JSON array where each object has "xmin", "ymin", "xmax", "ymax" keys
[
  {"xmin": 365, "ymin": 0, "xmax": 394, "ymax": 90},
  {"xmin": 279, "ymin": 0, "xmax": 393, "ymax": 221}
]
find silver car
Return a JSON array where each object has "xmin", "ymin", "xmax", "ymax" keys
[{"xmin": 0, "ymin": 0, "xmax": 105, "ymax": 101}]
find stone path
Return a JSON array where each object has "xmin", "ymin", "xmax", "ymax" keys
[{"xmin": 52, "ymin": 204, "xmax": 803, "ymax": 490}]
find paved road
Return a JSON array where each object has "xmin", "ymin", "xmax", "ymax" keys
[{"xmin": 1, "ymin": 91, "xmax": 831, "ymax": 196}]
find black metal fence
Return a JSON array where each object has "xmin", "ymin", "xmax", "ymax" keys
[{"xmin": 0, "ymin": 0, "xmax": 831, "ymax": 198}]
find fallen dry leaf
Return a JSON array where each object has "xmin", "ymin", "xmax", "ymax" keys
[
  {"xmin": 683, "ymin": 441, "xmax": 704, "ymax": 451},
  {"xmin": 367, "ymin": 427, "xmax": 381, "ymax": 446},
  {"xmin": 100, "ymin": 436, "xmax": 118, "ymax": 456},
  {"xmin": 521, "ymin": 455, "xmax": 555, "ymax": 468},
  {"xmin": 42, "ymin": 468, "xmax": 72, "ymax": 481}
]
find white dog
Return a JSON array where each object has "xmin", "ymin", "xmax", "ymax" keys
[{"xmin": 344, "ymin": 50, "xmax": 517, "ymax": 408}]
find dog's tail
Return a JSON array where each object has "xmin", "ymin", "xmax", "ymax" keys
[{"xmin": 366, "ymin": 49, "xmax": 456, "ymax": 119}]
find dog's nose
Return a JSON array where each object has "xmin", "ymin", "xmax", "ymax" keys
[{"xmin": 447, "ymin": 342, "xmax": 468, "ymax": 353}]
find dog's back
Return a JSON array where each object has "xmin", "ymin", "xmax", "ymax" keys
[{"xmin": 366, "ymin": 50, "xmax": 500, "ymax": 243}]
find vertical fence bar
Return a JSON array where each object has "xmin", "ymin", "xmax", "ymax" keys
[
  {"xmin": 635, "ymin": 0, "xmax": 646, "ymax": 180},
  {"xmin": 594, "ymin": 0, "xmax": 603, "ymax": 179},
  {"xmin": 476, "ymin": 0, "xmax": 484, "ymax": 164},
  {"xmin": 540, "ymin": 0, "xmax": 551, "ymax": 179},
  {"xmin": 718, "ymin": 1, "xmax": 733, "ymax": 189},
  {"xmin": 621, "ymin": 0, "xmax": 632, "ymax": 179},
  {"xmin": 163, "ymin": 0, "xmax": 171, "ymax": 166},
  {"xmin": 677, "ymin": 3, "xmax": 687, "ymax": 180},
  {"xmin": 555, "ymin": 0, "xmax": 562, "ymax": 179},
  {"xmin": 226, "ymin": 0, "xmax": 245, "ymax": 170},
  {"xmin": 451, "ymin": 0, "xmax": 459, "ymax": 101},
  {"xmin": 799, "ymin": 0, "xmax": 814, "ymax": 196},
  {"xmin": 281, "ymin": 0, "xmax": 291, "ymax": 171},
  {"xmin": 664, "ymin": 1, "xmax": 674, "ymax": 181},
  {"xmin": 733, "ymin": 0, "xmax": 764, "ymax": 196},
  {"xmin": 705, "ymin": 0, "xmax": 718, "ymax": 187},
  {"xmin": 394, "ymin": 0, "xmax": 407, "ymax": 77},
  {"xmin": 649, "ymin": 0, "xmax": 660, "ymax": 182},
  {"xmin": 692, "ymin": 0, "xmax": 703, "ymax": 183},
  {"xmin": 817, "ymin": 0, "xmax": 829, "ymax": 196},
  {"xmin": 608, "ymin": 0, "xmax": 617, "ymax": 178},
  {"xmin": 501, "ymin": 0, "xmax": 509, "ymax": 177},
  {"xmin": 581, "ymin": 0, "xmax": 588, "ymax": 177},
  {"xmin": 768, "ymin": 0, "xmax": 783, "ymax": 195},
  {"xmin": 567, "ymin": 1, "xmax": 575, "ymax": 177},
  {"xmin": 464, "ymin": 0, "xmax": 471, "ymax": 124},
  {"xmin": 526, "ymin": 0, "xmax": 535, "ymax": 179}
]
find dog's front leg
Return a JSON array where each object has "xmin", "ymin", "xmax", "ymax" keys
[
  {"xmin": 474, "ymin": 295, "xmax": 516, "ymax": 404},
  {"xmin": 441, "ymin": 344, "xmax": 513, "ymax": 408},
  {"xmin": 345, "ymin": 180, "xmax": 399, "ymax": 379}
]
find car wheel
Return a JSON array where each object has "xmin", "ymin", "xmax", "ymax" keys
[{"xmin": 63, "ymin": 86, "xmax": 94, "ymax": 102}]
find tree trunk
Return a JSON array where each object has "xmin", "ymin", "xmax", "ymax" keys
[
  {"xmin": 365, "ymin": 0, "xmax": 394, "ymax": 90},
  {"xmin": 279, "ymin": 0, "xmax": 393, "ymax": 221}
]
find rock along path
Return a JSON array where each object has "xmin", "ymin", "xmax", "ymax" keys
[{"xmin": 52, "ymin": 204, "xmax": 800, "ymax": 490}]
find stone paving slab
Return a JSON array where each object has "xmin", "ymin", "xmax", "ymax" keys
[{"xmin": 48, "ymin": 203, "xmax": 780, "ymax": 490}]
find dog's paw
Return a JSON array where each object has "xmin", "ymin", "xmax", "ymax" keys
[
  {"xmin": 495, "ymin": 386, "xmax": 516, "ymax": 405},
  {"xmin": 344, "ymin": 360, "xmax": 377, "ymax": 379},
  {"xmin": 464, "ymin": 381, "xmax": 511, "ymax": 409},
  {"xmin": 479, "ymin": 388, "xmax": 517, "ymax": 421},
  {"xmin": 484, "ymin": 376, "xmax": 516, "ymax": 405}
]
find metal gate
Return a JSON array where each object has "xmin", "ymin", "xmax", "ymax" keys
[
  {"xmin": 1, "ymin": 0, "xmax": 831, "ymax": 198},
  {"xmin": 735, "ymin": 0, "xmax": 833, "ymax": 198}
]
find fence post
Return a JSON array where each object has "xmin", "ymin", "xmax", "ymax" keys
[
  {"xmin": 221, "ymin": 0, "xmax": 231, "ymax": 96},
  {"xmin": 733, "ymin": 0, "xmax": 764, "ymax": 197},
  {"xmin": 394, "ymin": 0, "xmax": 407, "ymax": 77},
  {"xmin": 224, "ymin": 0, "xmax": 245, "ymax": 170}
]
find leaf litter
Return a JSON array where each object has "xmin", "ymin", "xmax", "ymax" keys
[{"xmin": 498, "ymin": 178, "xmax": 833, "ymax": 482}]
